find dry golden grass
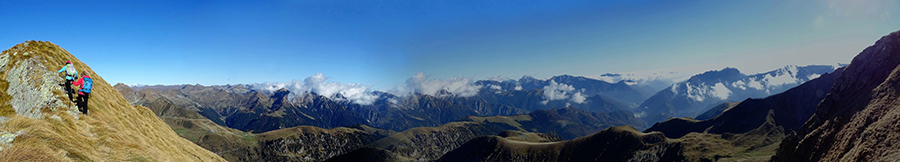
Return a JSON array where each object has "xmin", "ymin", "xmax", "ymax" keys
[{"xmin": 0, "ymin": 41, "xmax": 225, "ymax": 161}]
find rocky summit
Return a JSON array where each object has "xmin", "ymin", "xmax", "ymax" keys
[{"xmin": 0, "ymin": 41, "xmax": 224, "ymax": 161}]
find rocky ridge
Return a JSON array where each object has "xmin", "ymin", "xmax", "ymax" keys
[
  {"xmin": 772, "ymin": 30, "xmax": 900, "ymax": 161},
  {"xmin": 0, "ymin": 41, "xmax": 224, "ymax": 161}
]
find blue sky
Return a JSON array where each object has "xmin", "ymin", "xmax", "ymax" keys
[{"xmin": 1, "ymin": 0, "xmax": 897, "ymax": 90}]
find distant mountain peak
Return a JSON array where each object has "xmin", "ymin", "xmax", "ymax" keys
[{"xmin": 687, "ymin": 67, "xmax": 744, "ymax": 83}]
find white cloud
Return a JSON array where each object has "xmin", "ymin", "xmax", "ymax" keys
[
  {"xmin": 394, "ymin": 72, "xmax": 482, "ymax": 97},
  {"xmin": 684, "ymin": 83, "xmax": 705, "ymax": 102},
  {"xmin": 489, "ymin": 84, "xmax": 503, "ymax": 94},
  {"xmin": 388, "ymin": 98, "xmax": 399, "ymax": 105},
  {"xmin": 540, "ymin": 80, "xmax": 586, "ymax": 104},
  {"xmin": 747, "ymin": 79, "xmax": 764, "ymax": 90},
  {"xmin": 633, "ymin": 111, "xmax": 647, "ymax": 118},
  {"xmin": 711, "ymin": 82, "xmax": 732, "ymax": 100},
  {"xmin": 490, "ymin": 85, "xmax": 502, "ymax": 90},
  {"xmin": 248, "ymin": 73, "xmax": 379, "ymax": 105},
  {"xmin": 542, "ymin": 80, "xmax": 574, "ymax": 103},
  {"xmin": 514, "ymin": 85, "xmax": 523, "ymax": 91},
  {"xmin": 671, "ymin": 82, "xmax": 679, "ymax": 94},
  {"xmin": 731, "ymin": 80, "xmax": 747, "ymax": 90},
  {"xmin": 570, "ymin": 91, "xmax": 586, "ymax": 104}
]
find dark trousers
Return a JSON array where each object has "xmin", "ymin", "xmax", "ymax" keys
[
  {"xmin": 64, "ymin": 79, "xmax": 74, "ymax": 100},
  {"xmin": 77, "ymin": 92, "xmax": 90, "ymax": 114}
]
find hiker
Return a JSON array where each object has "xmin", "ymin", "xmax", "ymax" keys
[
  {"xmin": 73, "ymin": 71, "xmax": 93, "ymax": 115},
  {"xmin": 57, "ymin": 61, "xmax": 78, "ymax": 101}
]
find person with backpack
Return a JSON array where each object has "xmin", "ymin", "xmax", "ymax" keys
[
  {"xmin": 73, "ymin": 71, "xmax": 93, "ymax": 115},
  {"xmin": 57, "ymin": 61, "xmax": 78, "ymax": 101}
]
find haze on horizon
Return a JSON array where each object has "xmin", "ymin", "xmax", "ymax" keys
[{"xmin": 1, "ymin": 0, "xmax": 897, "ymax": 90}]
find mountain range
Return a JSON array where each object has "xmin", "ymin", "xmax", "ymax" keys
[
  {"xmin": 429, "ymin": 30, "xmax": 900, "ymax": 162},
  {"xmin": 114, "ymin": 58, "xmax": 841, "ymax": 161},
  {"xmin": 644, "ymin": 66, "xmax": 842, "ymax": 138},
  {"xmin": 4, "ymin": 29, "xmax": 899, "ymax": 162},
  {"xmin": 0, "ymin": 28, "xmax": 888, "ymax": 161},
  {"xmin": 121, "ymin": 78, "xmax": 655, "ymax": 133},
  {"xmin": 117, "ymin": 83, "xmax": 647, "ymax": 161},
  {"xmin": 637, "ymin": 65, "xmax": 839, "ymax": 124}
]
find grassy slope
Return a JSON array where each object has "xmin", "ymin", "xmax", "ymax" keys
[
  {"xmin": 115, "ymin": 83, "xmax": 258, "ymax": 158},
  {"xmin": 0, "ymin": 41, "xmax": 224, "ymax": 161}
]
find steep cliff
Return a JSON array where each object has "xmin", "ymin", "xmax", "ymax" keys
[{"xmin": 772, "ymin": 30, "xmax": 900, "ymax": 161}]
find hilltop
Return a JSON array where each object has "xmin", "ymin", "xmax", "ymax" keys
[{"xmin": 0, "ymin": 41, "xmax": 224, "ymax": 161}]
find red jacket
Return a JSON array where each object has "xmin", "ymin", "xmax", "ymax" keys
[{"xmin": 73, "ymin": 75, "xmax": 91, "ymax": 95}]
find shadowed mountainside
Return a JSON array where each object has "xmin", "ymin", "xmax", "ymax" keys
[
  {"xmin": 436, "ymin": 126, "xmax": 679, "ymax": 162},
  {"xmin": 434, "ymin": 121, "xmax": 788, "ymax": 162},
  {"xmin": 772, "ymin": 30, "xmax": 900, "ymax": 161},
  {"xmin": 469, "ymin": 107, "xmax": 647, "ymax": 140}
]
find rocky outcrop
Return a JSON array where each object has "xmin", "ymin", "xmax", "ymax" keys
[
  {"xmin": 0, "ymin": 44, "xmax": 71, "ymax": 118},
  {"xmin": 0, "ymin": 41, "xmax": 224, "ymax": 161},
  {"xmin": 772, "ymin": 30, "xmax": 900, "ymax": 161}
]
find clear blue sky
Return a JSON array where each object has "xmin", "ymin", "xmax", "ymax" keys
[{"xmin": 1, "ymin": 0, "xmax": 897, "ymax": 90}]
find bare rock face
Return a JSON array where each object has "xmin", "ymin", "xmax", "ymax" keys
[
  {"xmin": 0, "ymin": 44, "xmax": 70, "ymax": 118},
  {"xmin": 772, "ymin": 30, "xmax": 900, "ymax": 161}
]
